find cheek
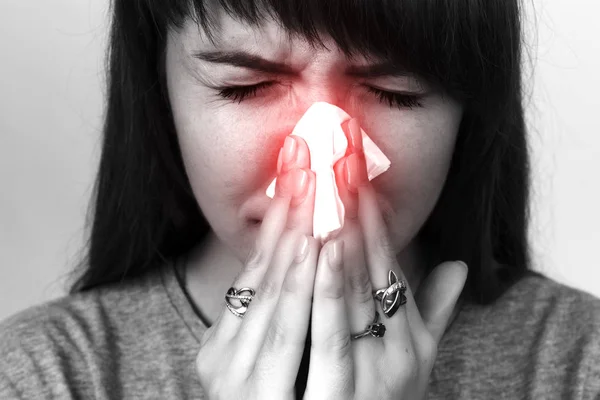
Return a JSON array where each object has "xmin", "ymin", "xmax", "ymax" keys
[
  {"xmin": 363, "ymin": 104, "xmax": 462, "ymax": 245},
  {"xmin": 166, "ymin": 48, "xmax": 277, "ymax": 202},
  {"xmin": 174, "ymin": 103, "xmax": 288, "ymax": 210},
  {"xmin": 371, "ymin": 112, "xmax": 459, "ymax": 191},
  {"xmin": 177, "ymin": 120, "xmax": 256, "ymax": 200}
]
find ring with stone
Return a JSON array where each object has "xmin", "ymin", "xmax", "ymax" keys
[{"xmin": 351, "ymin": 312, "xmax": 386, "ymax": 340}]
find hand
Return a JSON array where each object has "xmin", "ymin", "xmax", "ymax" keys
[
  {"xmin": 196, "ymin": 136, "xmax": 320, "ymax": 399},
  {"xmin": 304, "ymin": 119, "xmax": 468, "ymax": 399}
]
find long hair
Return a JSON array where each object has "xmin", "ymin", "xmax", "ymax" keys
[{"xmin": 69, "ymin": 0, "xmax": 532, "ymax": 306}]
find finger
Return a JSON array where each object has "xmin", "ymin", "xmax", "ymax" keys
[
  {"xmin": 287, "ymin": 168, "xmax": 315, "ymax": 231},
  {"xmin": 277, "ymin": 135, "xmax": 311, "ymax": 176},
  {"xmin": 254, "ymin": 235, "xmax": 320, "ymax": 388},
  {"xmin": 332, "ymin": 119, "xmax": 360, "ymax": 221},
  {"xmin": 234, "ymin": 230, "xmax": 300, "ymax": 370},
  {"xmin": 308, "ymin": 240, "xmax": 355, "ymax": 396},
  {"xmin": 277, "ymin": 135, "xmax": 316, "ymax": 235},
  {"xmin": 333, "ymin": 158, "xmax": 358, "ymax": 221},
  {"xmin": 334, "ymin": 222, "xmax": 375, "ymax": 335},
  {"xmin": 415, "ymin": 261, "xmax": 468, "ymax": 342},
  {"xmin": 209, "ymin": 179, "xmax": 295, "ymax": 341},
  {"xmin": 342, "ymin": 118, "xmax": 363, "ymax": 156},
  {"xmin": 336, "ymin": 119, "xmax": 377, "ymax": 334},
  {"xmin": 356, "ymin": 180, "xmax": 423, "ymax": 338}
]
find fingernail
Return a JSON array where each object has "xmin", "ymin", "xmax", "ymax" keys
[
  {"xmin": 245, "ymin": 245, "xmax": 263, "ymax": 268},
  {"xmin": 294, "ymin": 235, "xmax": 310, "ymax": 263},
  {"xmin": 345, "ymin": 153, "xmax": 368, "ymax": 194},
  {"xmin": 348, "ymin": 118, "xmax": 363, "ymax": 152},
  {"xmin": 276, "ymin": 150, "xmax": 283, "ymax": 175},
  {"xmin": 276, "ymin": 168, "xmax": 309, "ymax": 200},
  {"xmin": 291, "ymin": 169, "xmax": 309, "ymax": 200},
  {"xmin": 281, "ymin": 136, "xmax": 298, "ymax": 172},
  {"xmin": 455, "ymin": 260, "xmax": 469, "ymax": 272},
  {"xmin": 328, "ymin": 240, "xmax": 343, "ymax": 271}
]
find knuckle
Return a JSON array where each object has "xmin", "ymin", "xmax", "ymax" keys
[
  {"xmin": 321, "ymin": 280, "xmax": 345, "ymax": 300},
  {"xmin": 245, "ymin": 244, "xmax": 265, "ymax": 270},
  {"xmin": 278, "ymin": 228, "xmax": 295, "ymax": 243},
  {"xmin": 280, "ymin": 229, "xmax": 299, "ymax": 250},
  {"xmin": 257, "ymin": 276, "xmax": 279, "ymax": 300},
  {"xmin": 263, "ymin": 319, "xmax": 289, "ymax": 351},
  {"xmin": 379, "ymin": 246, "xmax": 397, "ymax": 266},
  {"xmin": 317, "ymin": 263, "xmax": 345, "ymax": 301},
  {"xmin": 375, "ymin": 251, "xmax": 397, "ymax": 273},
  {"xmin": 347, "ymin": 267, "xmax": 372, "ymax": 303},
  {"xmin": 374, "ymin": 230, "xmax": 395, "ymax": 260},
  {"xmin": 321, "ymin": 328, "xmax": 352, "ymax": 355},
  {"xmin": 398, "ymin": 361, "xmax": 419, "ymax": 383},
  {"xmin": 282, "ymin": 266, "xmax": 301, "ymax": 294},
  {"xmin": 255, "ymin": 231, "xmax": 299, "ymax": 301},
  {"xmin": 397, "ymin": 347, "xmax": 419, "ymax": 381},
  {"xmin": 198, "ymin": 355, "xmax": 248, "ymax": 400}
]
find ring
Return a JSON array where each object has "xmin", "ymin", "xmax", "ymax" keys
[
  {"xmin": 225, "ymin": 287, "xmax": 255, "ymax": 318},
  {"xmin": 372, "ymin": 270, "xmax": 407, "ymax": 318},
  {"xmin": 351, "ymin": 312, "xmax": 386, "ymax": 340}
]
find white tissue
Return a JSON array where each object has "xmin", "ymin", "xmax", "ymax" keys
[{"xmin": 266, "ymin": 102, "xmax": 391, "ymax": 241}]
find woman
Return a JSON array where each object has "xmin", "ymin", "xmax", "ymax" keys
[{"xmin": 1, "ymin": 0, "xmax": 599, "ymax": 398}]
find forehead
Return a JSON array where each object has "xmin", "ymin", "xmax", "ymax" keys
[{"xmin": 175, "ymin": 10, "xmax": 366, "ymax": 64}]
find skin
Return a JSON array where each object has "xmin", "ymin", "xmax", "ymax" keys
[
  {"xmin": 165, "ymin": 10, "xmax": 467, "ymax": 398},
  {"xmin": 166, "ymin": 14, "xmax": 463, "ymax": 323}
]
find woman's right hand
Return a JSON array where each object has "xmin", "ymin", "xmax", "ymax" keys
[{"xmin": 195, "ymin": 135, "xmax": 318, "ymax": 400}]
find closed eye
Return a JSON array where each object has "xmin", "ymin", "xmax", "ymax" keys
[
  {"xmin": 216, "ymin": 82, "xmax": 273, "ymax": 103},
  {"xmin": 215, "ymin": 82, "xmax": 423, "ymax": 109},
  {"xmin": 365, "ymin": 86, "xmax": 423, "ymax": 109}
]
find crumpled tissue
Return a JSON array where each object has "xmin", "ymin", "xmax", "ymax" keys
[{"xmin": 266, "ymin": 102, "xmax": 391, "ymax": 241}]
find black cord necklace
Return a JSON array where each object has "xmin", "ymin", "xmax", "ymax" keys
[{"xmin": 172, "ymin": 254, "xmax": 212, "ymax": 328}]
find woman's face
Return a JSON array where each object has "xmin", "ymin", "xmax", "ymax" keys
[{"xmin": 165, "ymin": 14, "xmax": 463, "ymax": 262}]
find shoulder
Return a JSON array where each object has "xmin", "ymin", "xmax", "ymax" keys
[
  {"xmin": 0, "ymin": 295, "xmax": 98, "ymax": 398},
  {"xmin": 474, "ymin": 271, "xmax": 600, "ymax": 350},
  {"xmin": 457, "ymin": 271, "xmax": 600, "ymax": 396},
  {"xmin": 1, "ymin": 288, "xmax": 113, "ymax": 350},
  {"xmin": 1, "ymin": 265, "xmax": 166, "ymax": 345},
  {"xmin": 495, "ymin": 271, "xmax": 600, "ymax": 331},
  {"xmin": 460, "ymin": 270, "xmax": 600, "ymax": 328},
  {"xmin": 0, "ymin": 267, "xmax": 165, "ymax": 399}
]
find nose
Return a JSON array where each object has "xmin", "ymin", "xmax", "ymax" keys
[{"xmin": 293, "ymin": 82, "xmax": 350, "ymax": 116}]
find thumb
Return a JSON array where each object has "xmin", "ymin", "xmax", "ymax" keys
[{"xmin": 415, "ymin": 261, "xmax": 468, "ymax": 342}]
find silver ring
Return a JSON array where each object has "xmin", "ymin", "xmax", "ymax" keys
[
  {"xmin": 225, "ymin": 287, "xmax": 255, "ymax": 318},
  {"xmin": 372, "ymin": 270, "xmax": 407, "ymax": 318},
  {"xmin": 351, "ymin": 312, "xmax": 386, "ymax": 340}
]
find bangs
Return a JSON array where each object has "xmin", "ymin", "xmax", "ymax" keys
[{"xmin": 145, "ymin": 0, "xmax": 522, "ymax": 113}]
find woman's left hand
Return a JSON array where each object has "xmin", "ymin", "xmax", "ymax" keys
[{"xmin": 304, "ymin": 119, "xmax": 468, "ymax": 400}]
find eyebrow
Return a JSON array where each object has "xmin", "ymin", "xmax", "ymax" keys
[{"xmin": 192, "ymin": 50, "xmax": 413, "ymax": 78}]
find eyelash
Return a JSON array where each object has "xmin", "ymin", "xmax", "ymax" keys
[{"xmin": 216, "ymin": 82, "xmax": 423, "ymax": 109}]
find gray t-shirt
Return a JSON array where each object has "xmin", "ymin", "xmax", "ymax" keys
[{"xmin": 1, "ymin": 262, "xmax": 599, "ymax": 399}]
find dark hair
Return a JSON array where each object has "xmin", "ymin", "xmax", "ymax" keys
[{"xmin": 69, "ymin": 0, "xmax": 532, "ymax": 306}]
